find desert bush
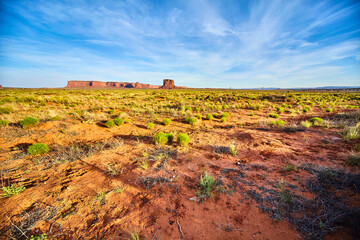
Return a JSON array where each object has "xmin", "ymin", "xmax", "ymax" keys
[
  {"xmin": 125, "ymin": 119, "xmax": 132, "ymax": 124},
  {"xmin": 270, "ymin": 120, "xmax": 285, "ymax": 127},
  {"xmin": 1, "ymin": 184, "xmax": 25, "ymax": 197},
  {"xmin": 197, "ymin": 172, "xmax": 216, "ymax": 199},
  {"xmin": 30, "ymin": 234, "xmax": 47, "ymax": 240},
  {"xmin": 185, "ymin": 117, "xmax": 197, "ymax": 125},
  {"xmin": 341, "ymin": 125, "xmax": 359, "ymax": 141},
  {"xmin": 220, "ymin": 117, "xmax": 227, "ymax": 122},
  {"xmin": 229, "ymin": 142, "xmax": 237, "ymax": 156},
  {"xmin": 269, "ymin": 113, "xmax": 279, "ymax": 118},
  {"xmin": 147, "ymin": 122, "xmax": 154, "ymax": 129},
  {"xmin": 301, "ymin": 120, "xmax": 312, "ymax": 128},
  {"xmin": 177, "ymin": 133, "xmax": 190, "ymax": 146},
  {"xmin": 163, "ymin": 118, "xmax": 171, "ymax": 126},
  {"xmin": 153, "ymin": 132, "xmax": 173, "ymax": 145},
  {"xmin": 0, "ymin": 107, "xmax": 13, "ymax": 114},
  {"xmin": 206, "ymin": 113, "xmax": 213, "ymax": 120},
  {"xmin": 20, "ymin": 116, "xmax": 39, "ymax": 128},
  {"xmin": 27, "ymin": 143, "xmax": 50, "ymax": 155},
  {"xmin": 195, "ymin": 114, "xmax": 202, "ymax": 119},
  {"xmin": 114, "ymin": 118, "xmax": 124, "ymax": 126},
  {"xmin": 105, "ymin": 120, "xmax": 115, "ymax": 128},
  {"xmin": 221, "ymin": 112, "xmax": 229, "ymax": 118},
  {"xmin": 309, "ymin": 117, "xmax": 323, "ymax": 126},
  {"xmin": 326, "ymin": 108, "xmax": 333, "ymax": 112},
  {"xmin": 0, "ymin": 119, "xmax": 9, "ymax": 127}
]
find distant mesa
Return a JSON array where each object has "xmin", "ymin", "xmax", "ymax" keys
[{"xmin": 65, "ymin": 79, "xmax": 185, "ymax": 89}]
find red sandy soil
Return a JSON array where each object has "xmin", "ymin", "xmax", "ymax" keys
[{"xmin": 0, "ymin": 108, "xmax": 359, "ymax": 240}]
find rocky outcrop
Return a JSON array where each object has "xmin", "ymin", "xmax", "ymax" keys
[
  {"xmin": 161, "ymin": 79, "xmax": 175, "ymax": 89},
  {"xmin": 66, "ymin": 79, "xmax": 187, "ymax": 89}
]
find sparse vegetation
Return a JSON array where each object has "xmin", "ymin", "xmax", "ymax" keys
[
  {"xmin": 20, "ymin": 116, "xmax": 39, "ymax": 128},
  {"xmin": 197, "ymin": 172, "xmax": 216, "ymax": 200},
  {"xmin": 114, "ymin": 117, "xmax": 124, "ymax": 126},
  {"xmin": 153, "ymin": 132, "xmax": 173, "ymax": 145},
  {"xmin": 27, "ymin": 143, "xmax": 50, "ymax": 155},
  {"xmin": 177, "ymin": 133, "xmax": 190, "ymax": 146},
  {"xmin": 1, "ymin": 184, "xmax": 25, "ymax": 197},
  {"xmin": 105, "ymin": 120, "xmax": 116, "ymax": 128}
]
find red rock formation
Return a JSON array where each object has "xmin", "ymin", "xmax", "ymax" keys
[
  {"xmin": 65, "ymin": 79, "xmax": 185, "ymax": 89},
  {"xmin": 161, "ymin": 79, "xmax": 175, "ymax": 89}
]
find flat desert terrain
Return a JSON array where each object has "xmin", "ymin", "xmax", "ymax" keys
[{"xmin": 0, "ymin": 89, "xmax": 359, "ymax": 240}]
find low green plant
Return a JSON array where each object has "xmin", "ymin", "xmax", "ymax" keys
[
  {"xmin": 114, "ymin": 118, "xmax": 124, "ymax": 126},
  {"xmin": 197, "ymin": 172, "xmax": 216, "ymax": 199},
  {"xmin": 0, "ymin": 107, "xmax": 13, "ymax": 114},
  {"xmin": 1, "ymin": 184, "xmax": 25, "ymax": 197},
  {"xmin": 130, "ymin": 232, "xmax": 139, "ymax": 240},
  {"xmin": 309, "ymin": 117, "xmax": 323, "ymax": 126},
  {"xmin": 206, "ymin": 113, "xmax": 214, "ymax": 120},
  {"xmin": 269, "ymin": 113, "xmax": 279, "ymax": 118},
  {"xmin": 114, "ymin": 183, "xmax": 128, "ymax": 194},
  {"xmin": 20, "ymin": 116, "xmax": 39, "ymax": 128},
  {"xmin": 326, "ymin": 108, "xmax": 333, "ymax": 112},
  {"xmin": 341, "ymin": 125, "xmax": 359, "ymax": 141},
  {"xmin": 153, "ymin": 132, "xmax": 173, "ymax": 145},
  {"xmin": 30, "ymin": 234, "xmax": 47, "ymax": 240},
  {"xmin": 147, "ymin": 122, "xmax": 154, "ymax": 129},
  {"xmin": 185, "ymin": 117, "xmax": 197, "ymax": 125},
  {"xmin": 95, "ymin": 191, "xmax": 106, "ymax": 204},
  {"xmin": 220, "ymin": 117, "xmax": 227, "ymax": 123},
  {"xmin": 195, "ymin": 114, "xmax": 202, "ymax": 119},
  {"xmin": 301, "ymin": 120, "xmax": 312, "ymax": 128},
  {"xmin": 163, "ymin": 118, "xmax": 171, "ymax": 126},
  {"xmin": 0, "ymin": 119, "xmax": 9, "ymax": 127},
  {"xmin": 105, "ymin": 120, "xmax": 115, "ymax": 128},
  {"xmin": 125, "ymin": 119, "xmax": 132, "ymax": 124},
  {"xmin": 229, "ymin": 142, "xmax": 237, "ymax": 156},
  {"xmin": 270, "ymin": 120, "xmax": 285, "ymax": 127},
  {"xmin": 27, "ymin": 143, "xmax": 50, "ymax": 155},
  {"xmin": 282, "ymin": 164, "xmax": 295, "ymax": 172},
  {"xmin": 221, "ymin": 112, "xmax": 229, "ymax": 118},
  {"xmin": 177, "ymin": 133, "xmax": 190, "ymax": 146},
  {"xmin": 137, "ymin": 159, "xmax": 148, "ymax": 170}
]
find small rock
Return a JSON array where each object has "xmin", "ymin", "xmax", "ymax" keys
[{"xmin": 189, "ymin": 196, "xmax": 199, "ymax": 202}]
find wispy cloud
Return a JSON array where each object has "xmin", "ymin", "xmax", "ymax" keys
[{"xmin": 0, "ymin": 0, "xmax": 359, "ymax": 88}]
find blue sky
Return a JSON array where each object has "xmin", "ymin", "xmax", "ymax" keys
[{"xmin": 0, "ymin": 0, "xmax": 359, "ymax": 88}]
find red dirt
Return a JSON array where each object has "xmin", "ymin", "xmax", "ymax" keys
[{"xmin": 0, "ymin": 106, "xmax": 359, "ymax": 239}]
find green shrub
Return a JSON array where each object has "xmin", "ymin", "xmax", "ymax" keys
[
  {"xmin": 177, "ymin": 133, "xmax": 190, "ymax": 146},
  {"xmin": 213, "ymin": 113, "xmax": 219, "ymax": 118},
  {"xmin": 326, "ymin": 108, "xmax": 333, "ymax": 112},
  {"xmin": 197, "ymin": 172, "xmax": 215, "ymax": 199},
  {"xmin": 185, "ymin": 106, "xmax": 192, "ymax": 111},
  {"xmin": 125, "ymin": 119, "xmax": 132, "ymax": 124},
  {"xmin": 269, "ymin": 113, "xmax": 279, "ymax": 118},
  {"xmin": 27, "ymin": 143, "xmax": 50, "ymax": 155},
  {"xmin": 277, "ymin": 107, "xmax": 284, "ymax": 113},
  {"xmin": 114, "ymin": 118, "xmax": 124, "ymax": 126},
  {"xmin": 0, "ymin": 119, "xmax": 9, "ymax": 127},
  {"xmin": 220, "ymin": 117, "xmax": 227, "ymax": 122},
  {"xmin": 221, "ymin": 112, "xmax": 229, "ymax": 118},
  {"xmin": 20, "ymin": 116, "xmax": 39, "ymax": 128},
  {"xmin": 1, "ymin": 184, "xmax": 25, "ymax": 197},
  {"xmin": 309, "ymin": 117, "xmax": 323, "ymax": 126},
  {"xmin": 105, "ymin": 120, "xmax": 115, "ymax": 128},
  {"xmin": 147, "ymin": 122, "xmax": 154, "ymax": 129},
  {"xmin": 163, "ymin": 118, "xmax": 171, "ymax": 126},
  {"xmin": 185, "ymin": 117, "xmax": 197, "ymax": 125},
  {"xmin": 206, "ymin": 113, "xmax": 214, "ymax": 120},
  {"xmin": 153, "ymin": 132, "xmax": 173, "ymax": 145},
  {"xmin": 195, "ymin": 107, "xmax": 201, "ymax": 112},
  {"xmin": 301, "ymin": 121, "xmax": 312, "ymax": 128},
  {"xmin": 195, "ymin": 114, "xmax": 202, "ymax": 119},
  {"xmin": 282, "ymin": 164, "xmax": 295, "ymax": 172},
  {"xmin": 109, "ymin": 110, "xmax": 115, "ymax": 114},
  {"xmin": 341, "ymin": 126, "xmax": 359, "ymax": 141},
  {"xmin": 0, "ymin": 107, "xmax": 13, "ymax": 114},
  {"xmin": 30, "ymin": 234, "xmax": 47, "ymax": 240}
]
